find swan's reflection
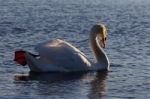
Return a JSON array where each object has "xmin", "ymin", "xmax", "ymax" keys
[
  {"xmin": 14, "ymin": 71, "xmax": 108, "ymax": 98},
  {"xmin": 15, "ymin": 71, "xmax": 87, "ymax": 83},
  {"xmin": 88, "ymin": 71, "xmax": 108, "ymax": 99}
]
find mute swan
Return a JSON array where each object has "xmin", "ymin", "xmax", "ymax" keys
[{"xmin": 14, "ymin": 24, "xmax": 110, "ymax": 72}]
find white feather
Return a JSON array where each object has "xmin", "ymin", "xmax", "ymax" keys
[{"xmin": 25, "ymin": 24, "xmax": 110, "ymax": 72}]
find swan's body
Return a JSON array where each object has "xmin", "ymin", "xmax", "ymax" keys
[
  {"xmin": 26, "ymin": 39, "xmax": 92, "ymax": 72},
  {"xmin": 15, "ymin": 24, "xmax": 110, "ymax": 72}
]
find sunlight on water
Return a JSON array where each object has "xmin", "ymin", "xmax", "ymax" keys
[{"xmin": 0, "ymin": 0, "xmax": 150, "ymax": 98}]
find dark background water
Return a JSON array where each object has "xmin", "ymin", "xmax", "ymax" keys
[{"xmin": 0, "ymin": 0, "xmax": 150, "ymax": 98}]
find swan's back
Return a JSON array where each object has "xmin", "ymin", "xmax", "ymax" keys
[{"xmin": 35, "ymin": 39, "xmax": 91, "ymax": 71}]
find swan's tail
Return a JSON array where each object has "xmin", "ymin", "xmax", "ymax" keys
[
  {"xmin": 14, "ymin": 50, "xmax": 39, "ymax": 66},
  {"xmin": 14, "ymin": 50, "xmax": 27, "ymax": 66}
]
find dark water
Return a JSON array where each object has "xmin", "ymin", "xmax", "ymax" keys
[{"xmin": 0, "ymin": 0, "xmax": 150, "ymax": 98}]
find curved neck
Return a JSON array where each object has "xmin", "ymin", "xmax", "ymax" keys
[
  {"xmin": 89, "ymin": 32, "xmax": 109, "ymax": 70},
  {"xmin": 89, "ymin": 32, "xmax": 103, "ymax": 62}
]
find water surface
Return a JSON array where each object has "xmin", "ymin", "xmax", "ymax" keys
[{"xmin": 0, "ymin": 0, "xmax": 150, "ymax": 98}]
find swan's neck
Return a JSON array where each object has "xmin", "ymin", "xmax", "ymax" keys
[{"xmin": 89, "ymin": 32, "xmax": 109, "ymax": 70}]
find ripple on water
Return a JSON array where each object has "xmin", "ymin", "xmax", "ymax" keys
[{"xmin": 0, "ymin": 0, "xmax": 150, "ymax": 98}]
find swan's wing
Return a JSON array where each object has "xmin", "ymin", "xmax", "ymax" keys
[{"xmin": 35, "ymin": 39, "xmax": 91, "ymax": 71}]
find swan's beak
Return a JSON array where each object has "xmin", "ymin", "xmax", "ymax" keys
[
  {"xmin": 101, "ymin": 30, "xmax": 107, "ymax": 48},
  {"xmin": 97, "ymin": 35, "xmax": 106, "ymax": 49},
  {"xmin": 101, "ymin": 38, "xmax": 106, "ymax": 48}
]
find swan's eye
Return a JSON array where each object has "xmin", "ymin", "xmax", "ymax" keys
[{"xmin": 105, "ymin": 37, "xmax": 107, "ymax": 41}]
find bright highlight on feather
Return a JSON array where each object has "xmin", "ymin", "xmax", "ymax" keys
[{"xmin": 14, "ymin": 24, "xmax": 110, "ymax": 72}]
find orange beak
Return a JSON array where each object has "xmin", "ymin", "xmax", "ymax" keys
[{"xmin": 101, "ymin": 38, "xmax": 106, "ymax": 48}]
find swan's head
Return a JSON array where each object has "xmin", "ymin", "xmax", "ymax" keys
[{"xmin": 91, "ymin": 24, "xmax": 107, "ymax": 48}]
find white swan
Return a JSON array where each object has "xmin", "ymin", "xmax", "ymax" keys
[{"xmin": 14, "ymin": 24, "xmax": 110, "ymax": 72}]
